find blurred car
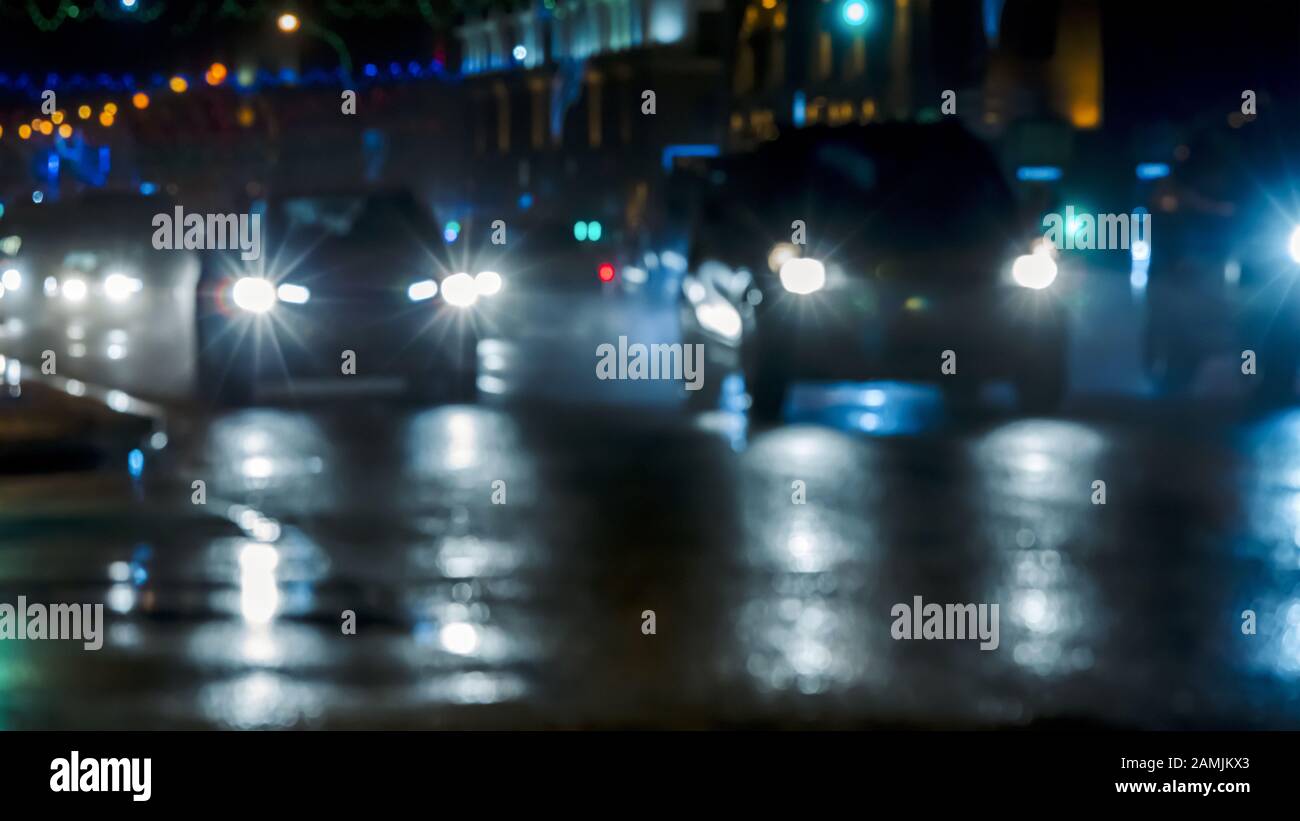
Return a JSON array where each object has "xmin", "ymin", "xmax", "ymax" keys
[
  {"xmin": 0, "ymin": 193, "xmax": 200, "ymax": 399},
  {"xmin": 1143, "ymin": 125, "xmax": 1300, "ymax": 399},
  {"xmin": 196, "ymin": 188, "xmax": 486, "ymax": 404},
  {"xmin": 679, "ymin": 122, "xmax": 1068, "ymax": 418}
]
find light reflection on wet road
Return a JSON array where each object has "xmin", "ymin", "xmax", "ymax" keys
[{"xmin": 5, "ymin": 393, "xmax": 1300, "ymax": 729}]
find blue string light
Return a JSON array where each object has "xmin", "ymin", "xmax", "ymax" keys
[{"xmin": 0, "ymin": 55, "xmax": 457, "ymax": 98}]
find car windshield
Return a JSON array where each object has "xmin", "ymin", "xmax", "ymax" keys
[
  {"xmin": 263, "ymin": 192, "xmax": 438, "ymax": 248},
  {"xmin": 719, "ymin": 125, "xmax": 1017, "ymax": 255}
]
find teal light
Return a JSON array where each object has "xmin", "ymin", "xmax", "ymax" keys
[
  {"xmin": 574, "ymin": 221, "xmax": 588, "ymax": 241},
  {"xmin": 587, "ymin": 221, "xmax": 602, "ymax": 241},
  {"xmin": 1065, "ymin": 207, "xmax": 1081, "ymax": 237},
  {"xmin": 842, "ymin": 1, "xmax": 868, "ymax": 27}
]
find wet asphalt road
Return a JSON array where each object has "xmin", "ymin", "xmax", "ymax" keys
[
  {"xmin": 4, "ymin": 393, "xmax": 1300, "ymax": 730},
  {"xmin": 4, "ymin": 275, "xmax": 1300, "ymax": 730}
]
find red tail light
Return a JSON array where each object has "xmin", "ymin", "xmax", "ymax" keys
[{"xmin": 597, "ymin": 263, "xmax": 616, "ymax": 282}]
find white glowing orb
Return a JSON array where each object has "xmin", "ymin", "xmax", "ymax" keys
[
  {"xmin": 695, "ymin": 300, "xmax": 742, "ymax": 340},
  {"xmin": 441, "ymin": 273, "xmax": 478, "ymax": 308},
  {"xmin": 1011, "ymin": 251, "xmax": 1058, "ymax": 290},
  {"xmin": 232, "ymin": 277, "xmax": 276, "ymax": 313},
  {"xmin": 779, "ymin": 258, "xmax": 826, "ymax": 295},
  {"xmin": 407, "ymin": 279, "xmax": 438, "ymax": 302},
  {"xmin": 103, "ymin": 272, "xmax": 143, "ymax": 302},
  {"xmin": 61, "ymin": 277, "xmax": 88, "ymax": 302},
  {"xmin": 474, "ymin": 270, "xmax": 503, "ymax": 297},
  {"xmin": 440, "ymin": 622, "xmax": 480, "ymax": 655},
  {"xmin": 275, "ymin": 282, "xmax": 310, "ymax": 304}
]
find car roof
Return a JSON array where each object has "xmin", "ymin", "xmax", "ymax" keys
[
  {"xmin": 750, "ymin": 121, "xmax": 994, "ymax": 160},
  {"xmin": 259, "ymin": 186, "xmax": 424, "ymax": 206}
]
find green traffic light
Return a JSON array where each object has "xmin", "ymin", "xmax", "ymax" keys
[{"xmin": 573, "ymin": 220, "xmax": 602, "ymax": 242}]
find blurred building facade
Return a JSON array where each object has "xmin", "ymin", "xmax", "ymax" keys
[
  {"xmin": 452, "ymin": 0, "xmax": 730, "ymax": 231},
  {"xmin": 448, "ymin": 0, "xmax": 1104, "ymax": 229},
  {"xmin": 726, "ymin": 0, "xmax": 1101, "ymax": 155},
  {"xmin": 0, "ymin": 0, "xmax": 1104, "ymax": 218}
]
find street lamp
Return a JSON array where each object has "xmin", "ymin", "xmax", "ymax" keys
[{"xmin": 275, "ymin": 10, "xmax": 352, "ymax": 82}]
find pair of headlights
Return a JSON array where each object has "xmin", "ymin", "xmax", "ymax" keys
[
  {"xmin": 231, "ymin": 277, "xmax": 309, "ymax": 313},
  {"xmin": 231, "ymin": 270, "xmax": 505, "ymax": 314},
  {"xmin": 41, "ymin": 271, "xmax": 145, "ymax": 304},
  {"xmin": 766, "ymin": 241, "xmax": 1060, "ymax": 294},
  {"xmin": 406, "ymin": 271, "xmax": 502, "ymax": 308}
]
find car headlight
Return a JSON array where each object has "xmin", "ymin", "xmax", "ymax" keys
[
  {"xmin": 474, "ymin": 270, "xmax": 503, "ymax": 297},
  {"xmin": 104, "ymin": 271, "xmax": 143, "ymax": 303},
  {"xmin": 779, "ymin": 257, "xmax": 826, "ymax": 295},
  {"xmin": 408, "ymin": 279, "xmax": 438, "ymax": 302},
  {"xmin": 231, "ymin": 277, "xmax": 277, "ymax": 313},
  {"xmin": 1011, "ymin": 243, "xmax": 1058, "ymax": 290},
  {"xmin": 441, "ymin": 272, "xmax": 478, "ymax": 307},
  {"xmin": 61, "ymin": 277, "xmax": 88, "ymax": 303},
  {"xmin": 695, "ymin": 298, "xmax": 742, "ymax": 340},
  {"xmin": 276, "ymin": 282, "xmax": 310, "ymax": 304},
  {"xmin": 1, "ymin": 268, "xmax": 20, "ymax": 291},
  {"xmin": 1288, "ymin": 226, "xmax": 1300, "ymax": 264}
]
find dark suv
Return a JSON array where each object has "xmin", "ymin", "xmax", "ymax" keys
[
  {"xmin": 680, "ymin": 122, "xmax": 1068, "ymax": 419},
  {"xmin": 196, "ymin": 189, "xmax": 482, "ymax": 404}
]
